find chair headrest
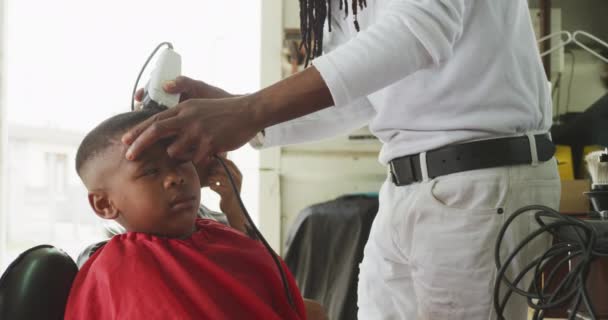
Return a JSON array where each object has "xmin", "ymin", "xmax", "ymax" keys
[
  {"xmin": 0, "ymin": 245, "xmax": 78, "ymax": 320},
  {"xmin": 76, "ymin": 240, "xmax": 109, "ymax": 268}
]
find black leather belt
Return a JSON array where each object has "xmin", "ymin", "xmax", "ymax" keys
[{"xmin": 389, "ymin": 134, "xmax": 555, "ymax": 186}]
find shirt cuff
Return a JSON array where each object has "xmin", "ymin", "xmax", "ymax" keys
[
  {"xmin": 312, "ymin": 55, "xmax": 352, "ymax": 109},
  {"xmin": 248, "ymin": 130, "xmax": 266, "ymax": 149}
]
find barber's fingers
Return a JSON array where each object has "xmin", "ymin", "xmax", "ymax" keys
[
  {"xmin": 134, "ymin": 88, "xmax": 145, "ymax": 102},
  {"xmin": 163, "ymin": 76, "xmax": 195, "ymax": 95},
  {"xmin": 122, "ymin": 108, "xmax": 181, "ymax": 160},
  {"xmin": 122, "ymin": 107, "xmax": 178, "ymax": 145},
  {"xmin": 134, "ymin": 101, "xmax": 143, "ymax": 111},
  {"xmin": 166, "ymin": 132, "xmax": 196, "ymax": 160},
  {"xmin": 208, "ymin": 174, "xmax": 231, "ymax": 194},
  {"xmin": 209, "ymin": 159, "xmax": 242, "ymax": 192},
  {"xmin": 133, "ymin": 89, "xmax": 145, "ymax": 111},
  {"xmin": 215, "ymin": 158, "xmax": 242, "ymax": 185},
  {"xmin": 193, "ymin": 141, "xmax": 214, "ymax": 167},
  {"xmin": 208, "ymin": 172, "xmax": 241, "ymax": 205}
]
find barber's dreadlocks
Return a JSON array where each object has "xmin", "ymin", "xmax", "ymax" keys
[{"xmin": 299, "ymin": 0, "xmax": 367, "ymax": 66}]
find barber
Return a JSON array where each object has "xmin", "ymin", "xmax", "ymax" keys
[{"xmin": 123, "ymin": 1, "xmax": 561, "ymax": 318}]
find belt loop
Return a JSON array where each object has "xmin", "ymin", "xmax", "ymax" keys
[
  {"xmin": 526, "ymin": 133, "xmax": 539, "ymax": 167},
  {"xmin": 388, "ymin": 162, "xmax": 397, "ymax": 184},
  {"xmin": 419, "ymin": 151, "xmax": 430, "ymax": 181}
]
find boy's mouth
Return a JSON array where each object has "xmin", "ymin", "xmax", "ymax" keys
[{"xmin": 170, "ymin": 195, "xmax": 197, "ymax": 210}]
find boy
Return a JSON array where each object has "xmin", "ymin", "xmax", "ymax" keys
[{"xmin": 64, "ymin": 106, "xmax": 306, "ymax": 319}]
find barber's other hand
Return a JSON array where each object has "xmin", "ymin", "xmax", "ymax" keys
[
  {"xmin": 202, "ymin": 154, "xmax": 249, "ymax": 235},
  {"xmin": 122, "ymin": 96, "xmax": 261, "ymax": 163},
  {"xmin": 206, "ymin": 156, "xmax": 242, "ymax": 214},
  {"xmin": 303, "ymin": 299, "xmax": 329, "ymax": 320}
]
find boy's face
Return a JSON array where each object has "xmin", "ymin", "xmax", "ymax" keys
[{"xmin": 92, "ymin": 139, "xmax": 201, "ymax": 238}]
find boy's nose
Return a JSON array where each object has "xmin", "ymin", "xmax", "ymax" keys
[{"xmin": 164, "ymin": 173, "xmax": 185, "ymax": 188}]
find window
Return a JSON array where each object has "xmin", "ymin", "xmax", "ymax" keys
[{"xmin": 1, "ymin": 0, "xmax": 261, "ymax": 271}]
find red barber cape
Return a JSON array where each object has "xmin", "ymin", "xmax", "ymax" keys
[{"xmin": 65, "ymin": 219, "xmax": 306, "ymax": 320}]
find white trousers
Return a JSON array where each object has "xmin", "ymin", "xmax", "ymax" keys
[{"xmin": 357, "ymin": 160, "xmax": 561, "ymax": 320}]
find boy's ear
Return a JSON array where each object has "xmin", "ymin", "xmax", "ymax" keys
[{"xmin": 88, "ymin": 191, "xmax": 119, "ymax": 220}]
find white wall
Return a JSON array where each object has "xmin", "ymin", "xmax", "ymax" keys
[
  {"xmin": 259, "ymin": 0, "xmax": 284, "ymax": 251},
  {"xmin": 0, "ymin": 0, "xmax": 7, "ymax": 266},
  {"xmin": 261, "ymin": 0, "xmax": 284, "ymax": 89},
  {"xmin": 555, "ymin": 49, "xmax": 607, "ymax": 115},
  {"xmin": 283, "ymin": 0, "xmax": 300, "ymax": 30}
]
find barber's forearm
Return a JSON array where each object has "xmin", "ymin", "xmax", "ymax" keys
[{"xmin": 248, "ymin": 66, "xmax": 334, "ymax": 130}]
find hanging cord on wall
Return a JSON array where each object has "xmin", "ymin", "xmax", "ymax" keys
[
  {"xmin": 494, "ymin": 205, "xmax": 608, "ymax": 320},
  {"xmin": 552, "ymin": 72, "xmax": 563, "ymax": 122},
  {"xmin": 214, "ymin": 155, "xmax": 296, "ymax": 308},
  {"xmin": 565, "ymin": 50, "xmax": 576, "ymax": 115}
]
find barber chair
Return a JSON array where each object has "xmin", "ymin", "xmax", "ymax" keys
[
  {"xmin": 0, "ymin": 245, "xmax": 78, "ymax": 320},
  {"xmin": 0, "ymin": 241, "xmax": 109, "ymax": 320},
  {"xmin": 284, "ymin": 194, "xmax": 378, "ymax": 320}
]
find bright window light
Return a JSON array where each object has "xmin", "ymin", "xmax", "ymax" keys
[{"xmin": 2, "ymin": 0, "xmax": 261, "ymax": 271}]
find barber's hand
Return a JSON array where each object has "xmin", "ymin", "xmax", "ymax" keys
[
  {"xmin": 204, "ymin": 155, "xmax": 249, "ymax": 235},
  {"xmin": 122, "ymin": 96, "xmax": 261, "ymax": 163},
  {"xmin": 206, "ymin": 156, "xmax": 242, "ymax": 214},
  {"xmin": 303, "ymin": 299, "xmax": 329, "ymax": 320},
  {"xmin": 134, "ymin": 76, "xmax": 235, "ymax": 109}
]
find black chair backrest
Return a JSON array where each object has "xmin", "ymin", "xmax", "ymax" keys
[
  {"xmin": 0, "ymin": 245, "xmax": 78, "ymax": 320},
  {"xmin": 76, "ymin": 240, "xmax": 109, "ymax": 268}
]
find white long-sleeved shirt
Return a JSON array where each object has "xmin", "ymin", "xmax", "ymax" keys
[{"xmin": 260, "ymin": 0, "xmax": 551, "ymax": 165}]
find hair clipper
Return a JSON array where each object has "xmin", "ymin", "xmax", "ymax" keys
[{"xmin": 142, "ymin": 47, "xmax": 182, "ymax": 109}]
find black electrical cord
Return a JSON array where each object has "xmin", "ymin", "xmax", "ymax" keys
[
  {"xmin": 494, "ymin": 205, "xmax": 608, "ymax": 320},
  {"xmin": 131, "ymin": 42, "xmax": 174, "ymax": 111},
  {"xmin": 565, "ymin": 50, "xmax": 576, "ymax": 115},
  {"xmin": 552, "ymin": 72, "xmax": 562, "ymax": 122},
  {"xmin": 214, "ymin": 155, "xmax": 296, "ymax": 308}
]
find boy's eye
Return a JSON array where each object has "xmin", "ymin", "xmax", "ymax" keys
[
  {"xmin": 142, "ymin": 168, "xmax": 160, "ymax": 176},
  {"xmin": 177, "ymin": 160, "xmax": 191, "ymax": 167}
]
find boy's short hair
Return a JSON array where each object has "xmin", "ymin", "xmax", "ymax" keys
[{"xmin": 75, "ymin": 106, "xmax": 167, "ymax": 176}]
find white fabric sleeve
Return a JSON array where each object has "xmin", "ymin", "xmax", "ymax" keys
[
  {"xmin": 313, "ymin": 0, "xmax": 466, "ymax": 108},
  {"xmin": 253, "ymin": 97, "xmax": 376, "ymax": 149}
]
